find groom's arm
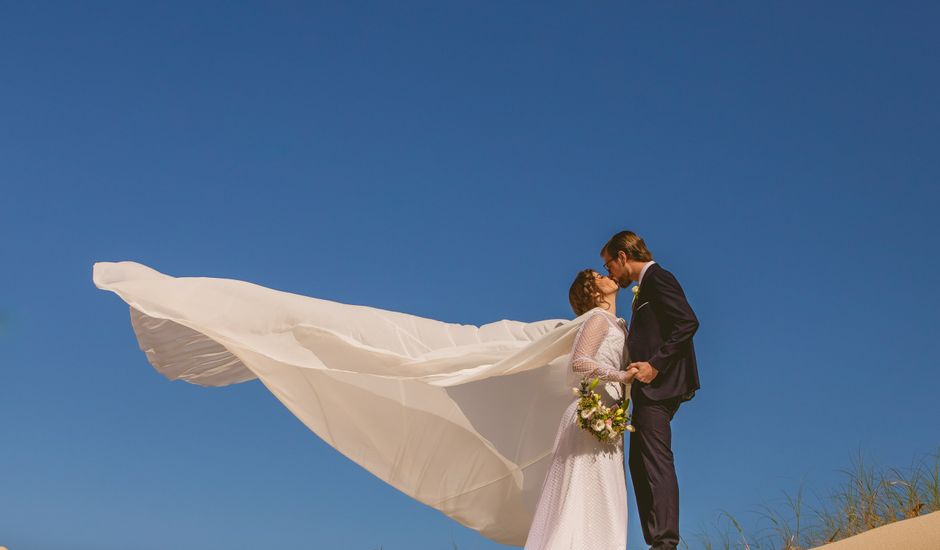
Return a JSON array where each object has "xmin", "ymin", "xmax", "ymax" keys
[{"xmin": 647, "ymin": 268, "xmax": 699, "ymax": 374}]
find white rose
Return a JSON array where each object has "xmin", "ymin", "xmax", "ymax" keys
[
  {"xmin": 593, "ymin": 419, "xmax": 605, "ymax": 432},
  {"xmin": 580, "ymin": 407, "xmax": 596, "ymax": 419}
]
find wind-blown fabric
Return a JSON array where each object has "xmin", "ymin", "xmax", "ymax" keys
[{"xmin": 92, "ymin": 261, "xmax": 594, "ymax": 545}]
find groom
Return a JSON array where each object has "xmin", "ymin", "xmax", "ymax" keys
[{"xmin": 601, "ymin": 231, "xmax": 700, "ymax": 550}]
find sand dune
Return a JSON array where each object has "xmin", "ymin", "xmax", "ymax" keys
[{"xmin": 812, "ymin": 510, "xmax": 940, "ymax": 550}]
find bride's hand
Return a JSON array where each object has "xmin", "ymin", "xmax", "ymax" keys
[{"xmin": 622, "ymin": 367, "xmax": 640, "ymax": 383}]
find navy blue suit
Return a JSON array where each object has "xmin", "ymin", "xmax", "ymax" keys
[{"xmin": 627, "ymin": 263, "xmax": 699, "ymax": 550}]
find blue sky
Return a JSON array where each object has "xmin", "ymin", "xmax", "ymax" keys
[{"xmin": 2, "ymin": 2, "xmax": 938, "ymax": 549}]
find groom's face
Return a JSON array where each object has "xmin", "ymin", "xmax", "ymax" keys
[{"xmin": 601, "ymin": 250, "xmax": 631, "ymax": 288}]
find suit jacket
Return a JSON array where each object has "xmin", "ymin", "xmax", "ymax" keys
[{"xmin": 627, "ymin": 263, "xmax": 700, "ymax": 403}]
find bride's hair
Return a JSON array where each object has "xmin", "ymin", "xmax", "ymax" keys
[
  {"xmin": 602, "ymin": 230, "xmax": 653, "ymax": 262},
  {"xmin": 568, "ymin": 269, "xmax": 608, "ymax": 316}
]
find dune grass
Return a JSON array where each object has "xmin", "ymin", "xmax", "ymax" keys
[
  {"xmin": 688, "ymin": 448, "xmax": 940, "ymax": 549},
  {"xmin": 372, "ymin": 450, "xmax": 938, "ymax": 549}
]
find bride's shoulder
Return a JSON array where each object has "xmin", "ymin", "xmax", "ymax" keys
[
  {"xmin": 589, "ymin": 306, "xmax": 618, "ymax": 319},
  {"xmin": 580, "ymin": 307, "xmax": 619, "ymax": 327}
]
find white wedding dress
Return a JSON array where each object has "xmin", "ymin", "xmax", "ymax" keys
[
  {"xmin": 524, "ymin": 308, "xmax": 630, "ymax": 550},
  {"xmin": 92, "ymin": 261, "xmax": 629, "ymax": 546}
]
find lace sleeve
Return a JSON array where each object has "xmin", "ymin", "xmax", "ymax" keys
[{"xmin": 570, "ymin": 312, "xmax": 630, "ymax": 384}]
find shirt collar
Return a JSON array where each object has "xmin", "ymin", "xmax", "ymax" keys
[{"xmin": 637, "ymin": 261, "xmax": 656, "ymax": 287}]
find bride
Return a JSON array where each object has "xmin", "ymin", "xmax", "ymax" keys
[
  {"xmin": 92, "ymin": 261, "xmax": 635, "ymax": 547},
  {"xmin": 524, "ymin": 269, "xmax": 637, "ymax": 550}
]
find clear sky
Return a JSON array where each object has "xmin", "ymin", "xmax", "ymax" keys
[{"xmin": 2, "ymin": 2, "xmax": 938, "ymax": 549}]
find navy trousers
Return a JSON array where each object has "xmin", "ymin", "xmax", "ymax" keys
[{"xmin": 629, "ymin": 392, "xmax": 681, "ymax": 550}]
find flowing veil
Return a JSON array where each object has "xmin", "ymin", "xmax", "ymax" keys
[{"xmin": 93, "ymin": 261, "xmax": 592, "ymax": 545}]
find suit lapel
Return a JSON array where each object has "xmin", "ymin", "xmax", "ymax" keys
[
  {"xmin": 630, "ymin": 263, "xmax": 658, "ymax": 325},
  {"xmin": 629, "ymin": 286, "xmax": 640, "ymax": 327}
]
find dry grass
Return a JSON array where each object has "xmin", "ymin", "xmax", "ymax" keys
[{"xmin": 690, "ymin": 449, "xmax": 940, "ymax": 550}]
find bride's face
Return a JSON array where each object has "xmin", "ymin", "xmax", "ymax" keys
[{"xmin": 592, "ymin": 271, "xmax": 619, "ymax": 296}]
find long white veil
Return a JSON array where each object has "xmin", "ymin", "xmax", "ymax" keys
[{"xmin": 93, "ymin": 261, "xmax": 591, "ymax": 546}]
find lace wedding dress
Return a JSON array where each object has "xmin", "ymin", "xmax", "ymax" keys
[
  {"xmin": 524, "ymin": 308, "xmax": 630, "ymax": 550},
  {"xmin": 92, "ymin": 261, "xmax": 624, "ymax": 546}
]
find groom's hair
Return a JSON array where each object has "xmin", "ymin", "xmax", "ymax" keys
[{"xmin": 602, "ymin": 231, "xmax": 653, "ymax": 262}]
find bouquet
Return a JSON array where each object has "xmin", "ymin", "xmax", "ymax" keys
[{"xmin": 572, "ymin": 377, "xmax": 634, "ymax": 442}]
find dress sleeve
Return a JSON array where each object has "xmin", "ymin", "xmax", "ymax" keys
[{"xmin": 570, "ymin": 312, "xmax": 630, "ymax": 384}]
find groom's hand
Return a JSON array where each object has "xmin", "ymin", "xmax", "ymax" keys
[{"xmin": 629, "ymin": 362, "xmax": 658, "ymax": 383}]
